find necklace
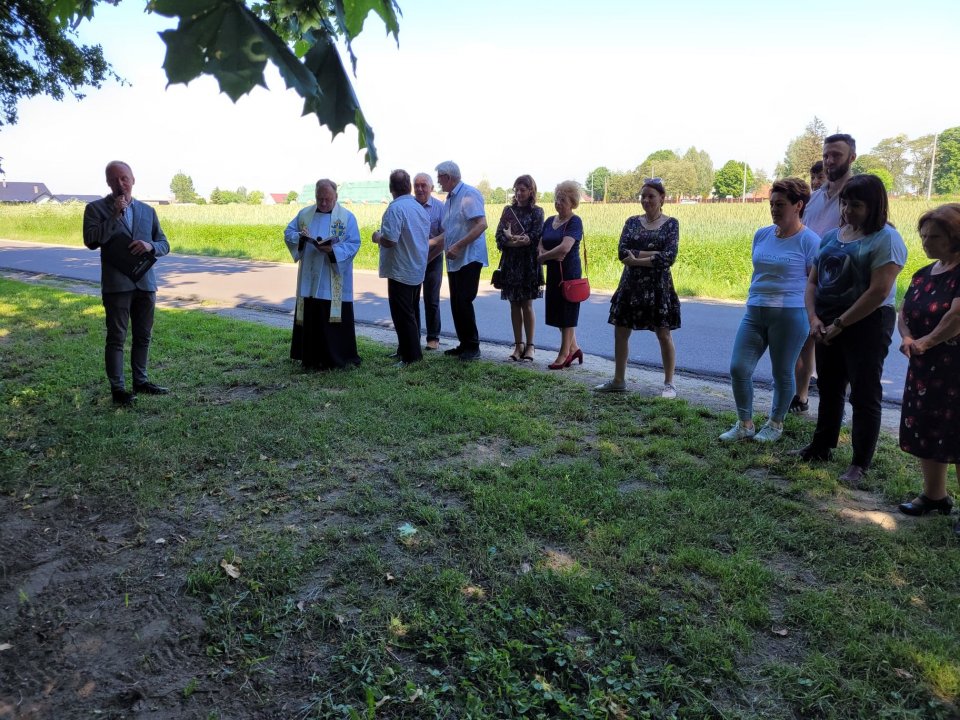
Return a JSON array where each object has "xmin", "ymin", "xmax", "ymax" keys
[
  {"xmin": 838, "ymin": 225, "xmax": 864, "ymax": 243},
  {"xmin": 775, "ymin": 223, "xmax": 803, "ymax": 239},
  {"xmin": 641, "ymin": 213, "xmax": 663, "ymax": 227}
]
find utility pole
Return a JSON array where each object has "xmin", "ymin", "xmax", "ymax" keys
[
  {"xmin": 927, "ymin": 132, "xmax": 939, "ymax": 201},
  {"xmin": 741, "ymin": 160, "xmax": 747, "ymax": 203}
]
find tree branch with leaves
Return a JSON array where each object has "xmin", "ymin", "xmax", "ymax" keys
[{"xmin": 1, "ymin": 0, "xmax": 400, "ymax": 170}]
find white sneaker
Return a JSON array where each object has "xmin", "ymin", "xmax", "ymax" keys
[
  {"xmin": 718, "ymin": 422, "xmax": 755, "ymax": 442},
  {"xmin": 660, "ymin": 383, "xmax": 677, "ymax": 399},
  {"xmin": 753, "ymin": 423, "xmax": 784, "ymax": 443}
]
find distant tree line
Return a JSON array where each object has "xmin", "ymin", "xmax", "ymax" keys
[
  {"xmin": 586, "ymin": 117, "xmax": 960, "ymax": 202},
  {"xmin": 168, "ymin": 119, "xmax": 960, "ymax": 206},
  {"xmin": 170, "ymin": 172, "xmax": 298, "ymax": 205}
]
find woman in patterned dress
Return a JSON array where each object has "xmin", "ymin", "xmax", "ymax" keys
[
  {"xmin": 494, "ymin": 175, "xmax": 544, "ymax": 361},
  {"xmin": 897, "ymin": 204, "xmax": 960, "ymax": 539},
  {"xmin": 594, "ymin": 178, "xmax": 680, "ymax": 397}
]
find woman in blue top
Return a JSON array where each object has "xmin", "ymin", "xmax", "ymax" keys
[
  {"xmin": 720, "ymin": 178, "xmax": 819, "ymax": 443},
  {"xmin": 793, "ymin": 174, "xmax": 908, "ymax": 487}
]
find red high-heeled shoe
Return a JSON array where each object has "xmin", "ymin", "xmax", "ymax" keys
[
  {"xmin": 562, "ymin": 349, "xmax": 583, "ymax": 368},
  {"xmin": 548, "ymin": 354, "xmax": 569, "ymax": 370}
]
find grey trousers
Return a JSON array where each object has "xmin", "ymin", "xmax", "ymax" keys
[{"xmin": 103, "ymin": 290, "xmax": 155, "ymax": 390}]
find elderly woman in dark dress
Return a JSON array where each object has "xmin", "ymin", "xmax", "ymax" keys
[
  {"xmin": 538, "ymin": 180, "xmax": 585, "ymax": 369},
  {"xmin": 897, "ymin": 204, "xmax": 960, "ymax": 538},
  {"xmin": 495, "ymin": 175, "xmax": 544, "ymax": 362},
  {"xmin": 594, "ymin": 178, "xmax": 680, "ymax": 398}
]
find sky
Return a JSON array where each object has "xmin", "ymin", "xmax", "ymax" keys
[{"xmin": 2, "ymin": 0, "xmax": 958, "ymax": 198}]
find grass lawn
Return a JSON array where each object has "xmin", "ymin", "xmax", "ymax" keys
[{"xmin": 1, "ymin": 277, "xmax": 958, "ymax": 719}]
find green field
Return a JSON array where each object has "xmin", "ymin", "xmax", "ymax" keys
[{"xmin": 0, "ymin": 199, "xmax": 943, "ymax": 301}]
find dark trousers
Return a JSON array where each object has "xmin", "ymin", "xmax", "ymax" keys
[
  {"xmin": 103, "ymin": 290, "xmax": 156, "ymax": 390},
  {"xmin": 810, "ymin": 306, "xmax": 895, "ymax": 468},
  {"xmin": 421, "ymin": 254, "xmax": 443, "ymax": 342},
  {"xmin": 447, "ymin": 261, "xmax": 482, "ymax": 352},
  {"xmin": 388, "ymin": 279, "xmax": 423, "ymax": 363}
]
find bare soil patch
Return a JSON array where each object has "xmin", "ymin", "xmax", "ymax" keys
[{"xmin": 0, "ymin": 494, "xmax": 234, "ymax": 720}]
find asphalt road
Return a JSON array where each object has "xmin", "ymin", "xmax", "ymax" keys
[{"xmin": 0, "ymin": 239, "xmax": 908, "ymax": 404}]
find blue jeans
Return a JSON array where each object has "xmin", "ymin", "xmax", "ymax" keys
[{"xmin": 730, "ymin": 306, "xmax": 809, "ymax": 423}]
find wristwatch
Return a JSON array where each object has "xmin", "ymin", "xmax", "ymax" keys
[{"xmin": 832, "ymin": 317, "xmax": 845, "ymax": 329}]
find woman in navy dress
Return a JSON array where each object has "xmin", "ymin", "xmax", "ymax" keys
[
  {"xmin": 538, "ymin": 180, "xmax": 584, "ymax": 369},
  {"xmin": 897, "ymin": 204, "xmax": 960, "ymax": 540}
]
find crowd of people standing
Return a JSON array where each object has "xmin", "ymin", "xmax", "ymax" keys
[
  {"xmin": 251, "ymin": 148, "xmax": 960, "ymax": 543},
  {"xmin": 82, "ymin": 145, "xmax": 960, "ymax": 539}
]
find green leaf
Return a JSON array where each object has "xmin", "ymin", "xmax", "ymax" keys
[
  {"xmin": 301, "ymin": 31, "xmax": 377, "ymax": 166},
  {"xmin": 337, "ymin": 0, "xmax": 400, "ymax": 41},
  {"xmin": 155, "ymin": 0, "xmax": 381, "ymax": 168},
  {"xmin": 151, "ymin": 0, "xmax": 224, "ymax": 18},
  {"xmin": 242, "ymin": 12, "xmax": 320, "ymax": 99}
]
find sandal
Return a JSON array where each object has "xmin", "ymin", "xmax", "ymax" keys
[
  {"xmin": 521, "ymin": 343, "xmax": 535, "ymax": 362},
  {"xmin": 508, "ymin": 343, "xmax": 523, "ymax": 362}
]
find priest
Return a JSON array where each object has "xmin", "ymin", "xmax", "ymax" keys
[{"xmin": 283, "ymin": 179, "xmax": 362, "ymax": 370}]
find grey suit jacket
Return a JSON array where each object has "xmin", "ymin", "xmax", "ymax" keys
[{"xmin": 83, "ymin": 196, "xmax": 170, "ymax": 293}]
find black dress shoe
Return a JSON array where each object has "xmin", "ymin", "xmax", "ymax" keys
[
  {"xmin": 458, "ymin": 349, "xmax": 481, "ymax": 362},
  {"xmin": 444, "ymin": 346, "xmax": 464, "ymax": 356},
  {"xmin": 898, "ymin": 494, "xmax": 954, "ymax": 516},
  {"xmin": 111, "ymin": 389, "xmax": 135, "ymax": 406},
  {"xmin": 133, "ymin": 381, "xmax": 169, "ymax": 395},
  {"xmin": 788, "ymin": 444, "xmax": 831, "ymax": 461}
]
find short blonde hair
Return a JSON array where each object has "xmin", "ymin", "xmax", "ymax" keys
[{"xmin": 554, "ymin": 180, "xmax": 581, "ymax": 209}]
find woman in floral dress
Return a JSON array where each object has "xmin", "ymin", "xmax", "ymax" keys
[
  {"xmin": 594, "ymin": 178, "xmax": 680, "ymax": 397},
  {"xmin": 897, "ymin": 204, "xmax": 960, "ymax": 540},
  {"xmin": 494, "ymin": 175, "xmax": 544, "ymax": 361}
]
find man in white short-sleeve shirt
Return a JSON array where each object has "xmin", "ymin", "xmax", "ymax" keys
[{"xmin": 432, "ymin": 160, "xmax": 488, "ymax": 361}]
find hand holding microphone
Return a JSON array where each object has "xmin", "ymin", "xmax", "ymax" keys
[{"xmin": 113, "ymin": 192, "xmax": 129, "ymax": 218}]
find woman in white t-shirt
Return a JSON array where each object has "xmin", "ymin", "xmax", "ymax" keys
[{"xmin": 720, "ymin": 178, "xmax": 820, "ymax": 443}]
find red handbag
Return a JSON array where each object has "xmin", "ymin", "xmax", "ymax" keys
[{"xmin": 557, "ymin": 228, "xmax": 590, "ymax": 303}]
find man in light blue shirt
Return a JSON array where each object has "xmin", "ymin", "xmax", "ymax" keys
[
  {"xmin": 414, "ymin": 172, "xmax": 445, "ymax": 350},
  {"xmin": 373, "ymin": 170, "xmax": 430, "ymax": 365},
  {"xmin": 432, "ymin": 161, "xmax": 488, "ymax": 361}
]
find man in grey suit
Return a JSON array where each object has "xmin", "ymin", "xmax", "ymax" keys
[{"xmin": 83, "ymin": 161, "xmax": 170, "ymax": 405}]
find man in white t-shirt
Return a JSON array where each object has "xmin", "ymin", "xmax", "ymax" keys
[{"xmin": 790, "ymin": 133, "xmax": 857, "ymax": 414}]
